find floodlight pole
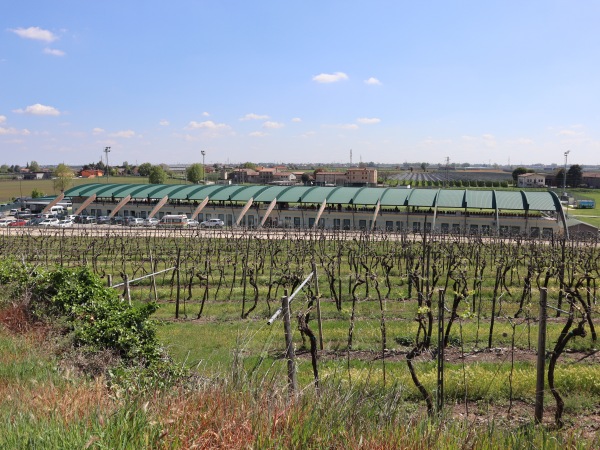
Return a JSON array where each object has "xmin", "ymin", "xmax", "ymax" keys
[
  {"xmin": 104, "ymin": 147, "xmax": 111, "ymax": 182},
  {"xmin": 201, "ymin": 150, "xmax": 206, "ymax": 184},
  {"xmin": 562, "ymin": 150, "xmax": 570, "ymax": 198}
]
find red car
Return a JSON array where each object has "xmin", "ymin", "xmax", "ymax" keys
[{"xmin": 8, "ymin": 219, "xmax": 27, "ymax": 227}]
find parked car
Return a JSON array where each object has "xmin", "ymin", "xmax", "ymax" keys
[
  {"xmin": 143, "ymin": 217, "xmax": 159, "ymax": 227},
  {"xmin": 8, "ymin": 219, "xmax": 27, "ymax": 227},
  {"xmin": 122, "ymin": 216, "xmax": 137, "ymax": 226},
  {"xmin": 111, "ymin": 216, "xmax": 124, "ymax": 225},
  {"xmin": 200, "ymin": 218, "xmax": 224, "ymax": 228},
  {"xmin": 9, "ymin": 209, "xmax": 19, "ymax": 216},
  {"xmin": 26, "ymin": 218, "xmax": 44, "ymax": 226},
  {"xmin": 54, "ymin": 219, "xmax": 74, "ymax": 228},
  {"xmin": 39, "ymin": 218, "xmax": 60, "ymax": 227},
  {"xmin": 0, "ymin": 218, "xmax": 16, "ymax": 227},
  {"xmin": 187, "ymin": 219, "xmax": 199, "ymax": 227},
  {"xmin": 96, "ymin": 216, "xmax": 111, "ymax": 224},
  {"xmin": 128, "ymin": 218, "xmax": 145, "ymax": 227}
]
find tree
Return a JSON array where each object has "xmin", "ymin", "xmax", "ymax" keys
[
  {"xmin": 148, "ymin": 165, "xmax": 167, "ymax": 184},
  {"xmin": 29, "ymin": 161, "xmax": 41, "ymax": 172},
  {"xmin": 137, "ymin": 162, "xmax": 153, "ymax": 177},
  {"xmin": 420, "ymin": 162, "xmax": 429, "ymax": 172},
  {"xmin": 567, "ymin": 164, "xmax": 583, "ymax": 188},
  {"xmin": 241, "ymin": 162, "xmax": 257, "ymax": 170},
  {"xmin": 53, "ymin": 163, "xmax": 74, "ymax": 192},
  {"xmin": 301, "ymin": 172, "xmax": 311, "ymax": 185},
  {"xmin": 512, "ymin": 167, "xmax": 528, "ymax": 183},
  {"xmin": 0, "ymin": 164, "xmax": 8, "ymax": 173},
  {"xmin": 31, "ymin": 188, "xmax": 44, "ymax": 198},
  {"xmin": 186, "ymin": 163, "xmax": 204, "ymax": 184}
]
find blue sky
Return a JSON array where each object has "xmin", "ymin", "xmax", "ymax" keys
[{"xmin": 2, "ymin": 1, "xmax": 599, "ymax": 167}]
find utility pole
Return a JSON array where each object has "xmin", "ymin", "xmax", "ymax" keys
[
  {"xmin": 104, "ymin": 147, "xmax": 111, "ymax": 182},
  {"xmin": 562, "ymin": 150, "xmax": 570, "ymax": 199},
  {"xmin": 201, "ymin": 150, "xmax": 206, "ymax": 184},
  {"xmin": 445, "ymin": 157, "xmax": 450, "ymax": 187}
]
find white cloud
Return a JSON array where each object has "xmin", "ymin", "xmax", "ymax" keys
[
  {"xmin": 262, "ymin": 121, "xmax": 284, "ymax": 129},
  {"xmin": 0, "ymin": 126, "xmax": 30, "ymax": 136},
  {"xmin": 0, "ymin": 115, "xmax": 6, "ymax": 124},
  {"xmin": 14, "ymin": 103, "xmax": 61, "ymax": 116},
  {"xmin": 249, "ymin": 131, "xmax": 268, "ymax": 137},
  {"xmin": 110, "ymin": 130, "xmax": 136, "ymax": 138},
  {"xmin": 357, "ymin": 117, "xmax": 381, "ymax": 125},
  {"xmin": 291, "ymin": 117, "xmax": 302, "ymax": 123},
  {"xmin": 312, "ymin": 72, "xmax": 348, "ymax": 83},
  {"xmin": 92, "ymin": 127, "xmax": 105, "ymax": 135},
  {"xmin": 558, "ymin": 129, "xmax": 580, "ymax": 136},
  {"xmin": 202, "ymin": 111, "xmax": 210, "ymax": 117},
  {"xmin": 43, "ymin": 48, "xmax": 65, "ymax": 57},
  {"xmin": 364, "ymin": 77, "xmax": 382, "ymax": 85},
  {"xmin": 240, "ymin": 113, "xmax": 269, "ymax": 121},
  {"xmin": 159, "ymin": 119, "xmax": 170, "ymax": 126},
  {"xmin": 186, "ymin": 120, "xmax": 230, "ymax": 130},
  {"xmin": 10, "ymin": 26, "xmax": 57, "ymax": 42}
]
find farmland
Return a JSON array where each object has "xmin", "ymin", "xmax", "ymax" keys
[
  {"xmin": 1, "ymin": 226, "xmax": 600, "ymax": 447},
  {"xmin": 390, "ymin": 169, "xmax": 513, "ymax": 186}
]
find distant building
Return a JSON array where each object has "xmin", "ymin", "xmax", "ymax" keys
[
  {"xmin": 346, "ymin": 168, "xmax": 378, "ymax": 186},
  {"xmin": 517, "ymin": 173, "xmax": 546, "ymax": 188},
  {"xmin": 80, "ymin": 169, "xmax": 104, "ymax": 178},
  {"xmin": 315, "ymin": 171, "xmax": 347, "ymax": 186}
]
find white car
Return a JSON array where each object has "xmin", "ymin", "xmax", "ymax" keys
[
  {"xmin": 39, "ymin": 218, "xmax": 60, "ymax": 227},
  {"xmin": 0, "ymin": 218, "xmax": 16, "ymax": 227},
  {"xmin": 200, "ymin": 218, "xmax": 224, "ymax": 228},
  {"xmin": 54, "ymin": 219, "xmax": 74, "ymax": 228},
  {"xmin": 143, "ymin": 217, "xmax": 159, "ymax": 227},
  {"xmin": 128, "ymin": 218, "xmax": 145, "ymax": 227}
]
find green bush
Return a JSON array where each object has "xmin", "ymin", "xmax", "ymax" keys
[{"xmin": 0, "ymin": 261, "xmax": 180, "ymax": 385}]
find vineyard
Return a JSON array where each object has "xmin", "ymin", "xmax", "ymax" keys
[
  {"xmin": 1, "ymin": 226, "xmax": 600, "ymax": 446},
  {"xmin": 391, "ymin": 170, "xmax": 512, "ymax": 186}
]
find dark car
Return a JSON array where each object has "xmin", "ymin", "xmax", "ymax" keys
[
  {"xmin": 111, "ymin": 216, "xmax": 124, "ymax": 225},
  {"xmin": 26, "ymin": 218, "xmax": 44, "ymax": 226},
  {"xmin": 97, "ymin": 216, "xmax": 111, "ymax": 224}
]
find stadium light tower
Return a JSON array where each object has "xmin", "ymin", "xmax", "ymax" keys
[
  {"xmin": 563, "ymin": 150, "xmax": 570, "ymax": 198},
  {"xmin": 201, "ymin": 150, "xmax": 206, "ymax": 184},
  {"xmin": 104, "ymin": 147, "xmax": 111, "ymax": 182}
]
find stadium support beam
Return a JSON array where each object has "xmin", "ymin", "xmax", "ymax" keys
[
  {"xmin": 260, "ymin": 198, "xmax": 277, "ymax": 228},
  {"xmin": 41, "ymin": 193, "xmax": 65, "ymax": 214},
  {"xmin": 74, "ymin": 194, "xmax": 97, "ymax": 215},
  {"xmin": 108, "ymin": 195, "xmax": 132, "ymax": 218},
  {"xmin": 313, "ymin": 200, "xmax": 327, "ymax": 229},
  {"xmin": 147, "ymin": 196, "xmax": 169, "ymax": 219},
  {"xmin": 190, "ymin": 197, "xmax": 209, "ymax": 220},
  {"xmin": 370, "ymin": 200, "xmax": 381, "ymax": 231},
  {"xmin": 235, "ymin": 197, "xmax": 254, "ymax": 226}
]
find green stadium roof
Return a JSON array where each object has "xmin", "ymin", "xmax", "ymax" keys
[{"xmin": 64, "ymin": 183, "xmax": 563, "ymax": 212}]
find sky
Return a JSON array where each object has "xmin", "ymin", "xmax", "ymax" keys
[{"xmin": 2, "ymin": 1, "xmax": 600, "ymax": 167}]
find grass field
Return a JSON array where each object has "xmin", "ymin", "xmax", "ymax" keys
[{"xmin": 0, "ymin": 175, "xmax": 191, "ymax": 204}]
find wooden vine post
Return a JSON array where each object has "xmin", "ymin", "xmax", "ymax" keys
[
  {"xmin": 535, "ymin": 287, "xmax": 548, "ymax": 424},
  {"xmin": 312, "ymin": 260, "xmax": 324, "ymax": 350},
  {"xmin": 437, "ymin": 288, "xmax": 445, "ymax": 413}
]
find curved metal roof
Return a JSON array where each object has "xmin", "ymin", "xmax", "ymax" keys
[{"xmin": 64, "ymin": 183, "xmax": 562, "ymax": 212}]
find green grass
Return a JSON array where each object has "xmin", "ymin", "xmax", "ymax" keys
[{"xmin": 0, "ymin": 176, "xmax": 194, "ymax": 203}]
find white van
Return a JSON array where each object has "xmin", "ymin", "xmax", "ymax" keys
[{"xmin": 158, "ymin": 214, "xmax": 189, "ymax": 228}]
